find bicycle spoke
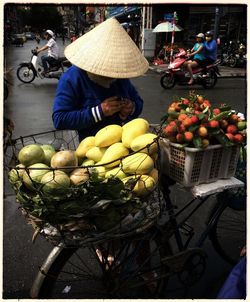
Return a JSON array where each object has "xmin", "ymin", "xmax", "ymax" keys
[
  {"xmin": 36, "ymin": 233, "xmax": 170, "ymax": 299},
  {"xmin": 210, "ymin": 204, "xmax": 246, "ymax": 264}
]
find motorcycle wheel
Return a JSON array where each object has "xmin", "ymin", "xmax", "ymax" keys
[
  {"xmin": 202, "ymin": 69, "xmax": 217, "ymax": 89},
  {"xmin": 17, "ymin": 65, "xmax": 36, "ymax": 83},
  {"xmin": 228, "ymin": 56, "xmax": 237, "ymax": 68},
  {"xmin": 160, "ymin": 73, "xmax": 176, "ymax": 89}
]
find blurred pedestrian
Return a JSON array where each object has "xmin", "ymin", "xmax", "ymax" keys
[{"xmin": 35, "ymin": 33, "xmax": 40, "ymax": 44}]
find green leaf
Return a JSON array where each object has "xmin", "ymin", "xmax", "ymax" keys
[
  {"xmin": 219, "ymin": 105, "xmax": 232, "ymax": 112},
  {"xmin": 210, "ymin": 110, "xmax": 232, "ymax": 121},
  {"xmin": 214, "ymin": 132, "xmax": 234, "ymax": 146},
  {"xmin": 179, "ymin": 104, "xmax": 188, "ymax": 110},
  {"xmin": 198, "ymin": 113, "xmax": 205, "ymax": 120},
  {"xmin": 193, "ymin": 137, "xmax": 203, "ymax": 148},
  {"xmin": 207, "ymin": 127, "xmax": 221, "ymax": 135},
  {"xmin": 161, "ymin": 113, "xmax": 168, "ymax": 123},
  {"xmin": 167, "ymin": 111, "xmax": 179, "ymax": 118},
  {"xmin": 189, "ymin": 124, "xmax": 199, "ymax": 133}
]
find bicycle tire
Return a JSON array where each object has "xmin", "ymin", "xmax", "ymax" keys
[
  {"xmin": 31, "ymin": 230, "xmax": 172, "ymax": 299},
  {"xmin": 209, "ymin": 202, "xmax": 246, "ymax": 265}
]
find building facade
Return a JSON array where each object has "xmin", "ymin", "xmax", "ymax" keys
[{"xmin": 4, "ymin": 4, "xmax": 247, "ymax": 56}]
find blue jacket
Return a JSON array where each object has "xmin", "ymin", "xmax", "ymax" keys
[
  {"xmin": 204, "ymin": 39, "xmax": 217, "ymax": 61},
  {"xmin": 52, "ymin": 66, "xmax": 143, "ymax": 140},
  {"xmin": 217, "ymin": 256, "xmax": 246, "ymax": 299}
]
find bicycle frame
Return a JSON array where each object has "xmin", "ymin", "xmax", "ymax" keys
[{"xmin": 160, "ymin": 175, "xmax": 244, "ymax": 252}]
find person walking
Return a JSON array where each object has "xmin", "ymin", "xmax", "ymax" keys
[
  {"xmin": 36, "ymin": 29, "xmax": 59, "ymax": 76},
  {"xmin": 52, "ymin": 17, "xmax": 149, "ymax": 141}
]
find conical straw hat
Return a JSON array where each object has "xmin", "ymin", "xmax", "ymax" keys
[{"xmin": 64, "ymin": 18, "xmax": 149, "ymax": 78}]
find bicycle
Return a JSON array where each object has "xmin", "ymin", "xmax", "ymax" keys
[
  {"xmin": 29, "ymin": 175, "xmax": 245, "ymax": 299},
  {"xmin": 6, "ymin": 130, "xmax": 245, "ymax": 299}
]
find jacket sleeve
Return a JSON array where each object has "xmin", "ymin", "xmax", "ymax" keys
[{"xmin": 52, "ymin": 74, "xmax": 104, "ymax": 130}]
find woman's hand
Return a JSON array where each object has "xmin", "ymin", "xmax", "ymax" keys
[
  {"xmin": 119, "ymin": 99, "xmax": 135, "ymax": 120},
  {"xmin": 101, "ymin": 97, "xmax": 122, "ymax": 116}
]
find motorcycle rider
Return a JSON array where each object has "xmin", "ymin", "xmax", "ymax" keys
[
  {"xmin": 184, "ymin": 33, "xmax": 205, "ymax": 85},
  {"xmin": 203, "ymin": 30, "xmax": 218, "ymax": 65},
  {"xmin": 36, "ymin": 29, "xmax": 59, "ymax": 76}
]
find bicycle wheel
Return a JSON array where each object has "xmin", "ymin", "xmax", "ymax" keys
[
  {"xmin": 31, "ymin": 230, "xmax": 172, "ymax": 299},
  {"xmin": 209, "ymin": 202, "xmax": 246, "ymax": 265},
  {"xmin": 17, "ymin": 65, "xmax": 36, "ymax": 83}
]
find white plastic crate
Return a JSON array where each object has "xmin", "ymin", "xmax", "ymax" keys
[{"xmin": 160, "ymin": 138, "xmax": 240, "ymax": 187}]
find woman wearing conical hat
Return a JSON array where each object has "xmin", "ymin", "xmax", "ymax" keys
[{"xmin": 52, "ymin": 18, "xmax": 149, "ymax": 140}]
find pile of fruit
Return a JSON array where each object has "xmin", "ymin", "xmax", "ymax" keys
[
  {"xmin": 162, "ymin": 93, "xmax": 246, "ymax": 148},
  {"xmin": 8, "ymin": 118, "xmax": 159, "ymax": 231}
]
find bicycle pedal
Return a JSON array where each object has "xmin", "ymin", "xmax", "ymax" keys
[{"xmin": 161, "ymin": 248, "xmax": 207, "ymax": 273}]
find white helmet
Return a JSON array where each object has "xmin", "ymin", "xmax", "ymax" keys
[
  {"xmin": 46, "ymin": 30, "xmax": 54, "ymax": 37},
  {"xmin": 196, "ymin": 33, "xmax": 205, "ymax": 39}
]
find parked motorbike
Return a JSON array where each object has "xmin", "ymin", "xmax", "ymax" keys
[
  {"xmin": 160, "ymin": 48, "xmax": 220, "ymax": 89},
  {"xmin": 234, "ymin": 42, "xmax": 246, "ymax": 67},
  {"xmin": 16, "ymin": 49, "xmax": 71, "ymax": 83},
  {"xmin": 219, "ymin": 40, "xmax": 246, "ymax": 68}
]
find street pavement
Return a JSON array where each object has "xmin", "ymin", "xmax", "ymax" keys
[{"xmin": 3, "ymin": 39, "xmax": 247, "ymax": 299}]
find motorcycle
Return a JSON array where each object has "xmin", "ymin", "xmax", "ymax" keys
[
  {"xmin": 233, "ymin": 42, "xmax": 246, "ymax": 67},
  {"xmin": 16, "ymin": 49, "xmax": 71, "ymax": 83},
  {"xmin": 160, "ymin": 48, "xmax": 220, "ymax": 89},
  {"xmin": 218, "ymin": 40, "xmax": 238, "ymax": 68}
]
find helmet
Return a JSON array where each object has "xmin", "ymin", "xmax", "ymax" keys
[
  {"xmin": 205, "ymin": 31, "xmax": 214, "ymax": 37},
  {"xmin": 45, "ymin": 30, "xmax": 54, "ymax": 37},
  {"xmin": 196, "ymin": 33, "xmax": 205, "ymax": 39}
]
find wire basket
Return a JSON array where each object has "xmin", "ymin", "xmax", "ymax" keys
[
  {"xmin": 160, "ymin": 138, "xmax": 240, "ymax": 187},
  {"xmin": 5, "ymin": 129, "xmax": 163, "ymax": 246}
]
